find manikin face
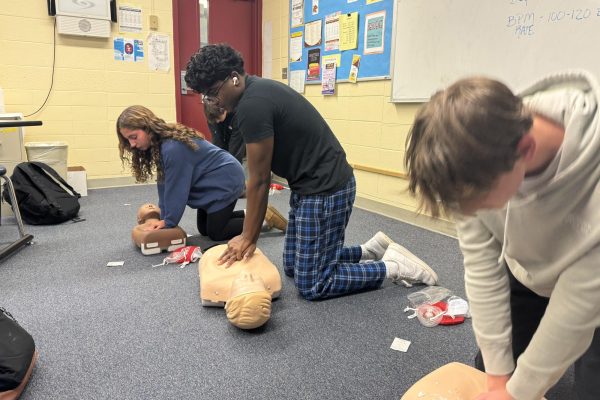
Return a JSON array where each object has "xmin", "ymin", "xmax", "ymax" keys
[
  {"xmin": 229, "ymin": 272, "xmax": 267, "ymax": 298},
  {"xmin": 460, "ymin": 158, "xmax": 528, "ymax": 215},
  {"xmin": 120, "ymin": 128, "xmax": 152, "ymax": 151},
  {"xmin": 140, "ymin": 203, "xmax": 157, "ymax": 213},
  {"xmin": 137, "ymin": 203, "xmax": 160, "ymax": 224}
]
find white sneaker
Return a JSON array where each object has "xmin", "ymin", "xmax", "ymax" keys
[
  {"xmin": 361, "ymin": 231, "xmax": 394, "ymax": 260},
  {"xmin": 383, "ymin": 243, "xmax": 438, "ymax": 286}
]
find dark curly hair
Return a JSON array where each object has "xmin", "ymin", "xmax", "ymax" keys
[
  {"xmin": 116, "ymin": 105, "xmax": 204, "ymax": 183},
  {"xmin": 185, "ymin": 43, "xmax": 245, "ymax": 93}
]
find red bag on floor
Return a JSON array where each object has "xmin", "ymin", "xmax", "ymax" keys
[
  {"xmin": 152, "ymin": 246, "xmax": 202, "ymax": 268},
  {"xmin": 431, "ymin": 301, "xmax": 465, "ymax": 325}
]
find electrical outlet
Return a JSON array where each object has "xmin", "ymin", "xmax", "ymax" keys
[{"xmin": 149, "ymin": 15, "xmax": 159, "ymax": 30}]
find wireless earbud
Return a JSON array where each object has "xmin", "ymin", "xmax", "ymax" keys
[{"xmin": 232, "ymin": 77, "xmax": 239, "ymax": 85}]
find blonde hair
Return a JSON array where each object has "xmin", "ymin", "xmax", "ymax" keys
[
  {"xmin": 225, "ymin": 291, "xmax": 272, "ymax": 330},
  {"xmin": 116, "ymin": 105, "xmax": 205, "ymax": 183}
]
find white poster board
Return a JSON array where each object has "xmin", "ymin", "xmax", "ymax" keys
[{"xmin": 391, "ymin": 0, "xmax": 600, "ymax": 102}]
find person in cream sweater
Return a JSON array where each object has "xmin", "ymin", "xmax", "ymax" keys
[{"xmin": 404, "ymin": 70, "xmax": 600, "ymax": 400}]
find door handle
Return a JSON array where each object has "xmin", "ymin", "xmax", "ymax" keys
[{"xmin": 180, "ymin": 71, "xmax": 188, "ymax": 95}]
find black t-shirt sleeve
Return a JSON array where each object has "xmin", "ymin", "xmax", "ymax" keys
[{"xmin": 236, "ymin": 96, "xmax": 276, "ymax": 143}]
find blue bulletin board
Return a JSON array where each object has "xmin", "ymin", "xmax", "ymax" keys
[{"xmin": 289, "ymin": 0, "xmax": 394, "ymax": 83}]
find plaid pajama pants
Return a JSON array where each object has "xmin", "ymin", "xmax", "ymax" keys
[{"xmin": 283, "ymin": 176, "xmax": 386, "ymax": 300}]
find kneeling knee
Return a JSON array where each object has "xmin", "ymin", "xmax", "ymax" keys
[
  {"xmin": 206, "ymin": 227, "xmax": 227, "ymax": 241},
  {"xmin": 297, "ymin": 287, "xmax": 322, "ymax": 301}
]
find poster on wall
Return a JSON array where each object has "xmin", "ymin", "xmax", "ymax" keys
[
  {"xmin": 262, "ymin": 21, "xmax": 273, "ymax": 78},
  {"xmin": 291, "ymin": 0, "xmax": 304, "ymax": 28},
  {"xmin": 322, "ymin": 54, "xmax": 341, "ymax": 68},
  {"xmin": 312, "ymin": 0, "xmax": 319, "ymax": 15},
  {"xmin": 290, "ymin": 31, "xmax": 303, "ymax": 62},
  {"xmin": 289, "ymin": 70, "xmax": 306, "ymax": 93},
  {"xmin": 114, "ymin": 37, "xmax": 144, "ymax": 62},
  {"xmin": 364, "ymin": 10, "xmax": 385, "ymax": 54},
  {"xmin": 133, "ymin": 39, "xmax": 144, "ymax": 61},
  {"xmin": 304, "ymin": 19, "xmax": 322, "ymax": 47},
  {"xmin": 348, "ymin": 54, "xmax": 361, "ymax": 83},
  {"xmin": 306, "ymin": 48, "xmax": 321, "ymax": 81},
  {"xmin": 114, "ymin": 37, "xmax": 126, "ymax": 61},
  {"xmin": 147, "ymin": 32, "xmax": 170, "ymax": 72},
  {"xmin": 324, "ymin": 11, "xmax": 340, "ymax": 51},
  {"xmin": 339, "ymin": 12, "xmax": 358, "ymax": 51},
  {"xmin": 321, "ymin": 62, "xmax": 336, "ymax": 95},
  {"xmin": 118, "ymin": 5, "xmax": 143, "ymax": 33}
]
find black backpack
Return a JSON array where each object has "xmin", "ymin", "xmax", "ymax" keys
[
  {"xmin": 0, "ymin": 307, "xmax": 36, "ymax": 393},
  {"xmin": 3, "ymin": 161, "xmax": 81, "ymax": 225}
]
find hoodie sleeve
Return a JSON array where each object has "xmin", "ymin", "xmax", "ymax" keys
[
  {"xmin": 456, "ymin": 216, "xmax": 515, "ymax": 375},
  {"xmin": 507, "ymin": 248, "xmax": 600, "ymax": 400},
  {"xmin": 160, "ymin": 141, "xmax": 195, "ymax": 228}
]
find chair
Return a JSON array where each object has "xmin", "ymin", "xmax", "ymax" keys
[
  {"xmin": 0, "ymin": 119, "xmax": 40, "ymax": 262},
  {"xmin": 0, "ymin": 165, "xmax": 34, "ymax": 261}
]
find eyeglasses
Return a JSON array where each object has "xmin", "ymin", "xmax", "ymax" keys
[{"xmin": 202, "ymin": 76, "xmax": 230, "ymax": 104}]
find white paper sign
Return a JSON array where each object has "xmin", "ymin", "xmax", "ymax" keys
[
  {"xmin": 118, "ymin": 5, "xmax": 143, "ymax": 33},
  {"xmin": 291, "ymin": 0, "xmax": 304, "ymax": 28},
  {"xmin": 390, "ymin": 337, "xmax": 411, "ymax": 352},
  {"xmin": 289, "ymin": 70, "xmax": 306, "ymax": 93},
  {"xmin": 290, "ymin": 32, "xmax": 303, "ymax": 62},
  {"xmin": 147, "ymin": 33, "xmax": 170, "ymax": 72}
]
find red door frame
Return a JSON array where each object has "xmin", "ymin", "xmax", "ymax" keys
[
  {"xmin": 172, "ymin": 0, "xmax": 199, "ymax": 125},
  {"xmin": 251, "ymin": 1, "xmax": 263, "ymax": 77},
  {"xmin": 172, "ymin": 0, "xmax": 263, "ymax": 125}
]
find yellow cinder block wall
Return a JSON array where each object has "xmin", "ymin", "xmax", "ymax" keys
[
  {"xmin": 263, "ymin": 0, "xmax": 453, "ymax": 235},
  {"xmin": 0, "ymin": 0, "xmax": 175, "ymax": 183}
]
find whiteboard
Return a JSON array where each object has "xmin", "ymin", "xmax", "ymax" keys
[{"xmin": 391, "ymin": 0, "xmax": 600, "ymax": 102}]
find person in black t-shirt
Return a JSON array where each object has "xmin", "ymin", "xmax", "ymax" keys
[
  {"xmin": 203, "ymin": 101, "xmax": 246, "ymax": 165},
  {"xmin": 185, "ymin": 44, "xmax": 438, "ymax": 300}
]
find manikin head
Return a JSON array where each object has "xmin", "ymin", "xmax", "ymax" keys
[
  {"xmin": 185, "ymin": 44, "xmax": 246, "ymax": 114},
  {"xmin": 136, "ymin": 203, "xmax": 161, "ymax": 224},
  {"xmin": 405, "ymin": 76, "xmax": 535, "ymax": 217},
  {"xmin": 224, "ymin": 272, "xmax": 272, "ymax": 330}
]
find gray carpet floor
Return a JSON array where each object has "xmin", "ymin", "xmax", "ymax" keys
[{"xmin": 0, "ymin": 184, "xmax": 573, "ymax": 399}]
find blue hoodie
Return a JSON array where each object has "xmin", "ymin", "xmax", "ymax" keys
[{"xmin": 157, "ymin": 138, "xmax": 244, "ymax": 228}]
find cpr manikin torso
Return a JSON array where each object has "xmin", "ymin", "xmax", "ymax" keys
[
  {"xmin": 131, "ymin": 204, "xmax": 187, "ymax": 255},
  {"xmin": 401, "ymin": 362, "xmax": 547, "ymax": 400},
  {"xmin": 401, "ymin": 363, "xmax": 486, "ymax": 400},
  {"xmin": 198, "ymin": 244, "xmax": 282, "ymax": 307}
]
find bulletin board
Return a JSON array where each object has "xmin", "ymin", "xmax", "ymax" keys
[{"xmin": 288, "ymin": 0, "xmax": 394, "ymax": 83}]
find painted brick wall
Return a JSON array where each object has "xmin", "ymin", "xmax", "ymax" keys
[{"xmin": 0, "ymin": 0, "xmax": 175, "ymax": 179}]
